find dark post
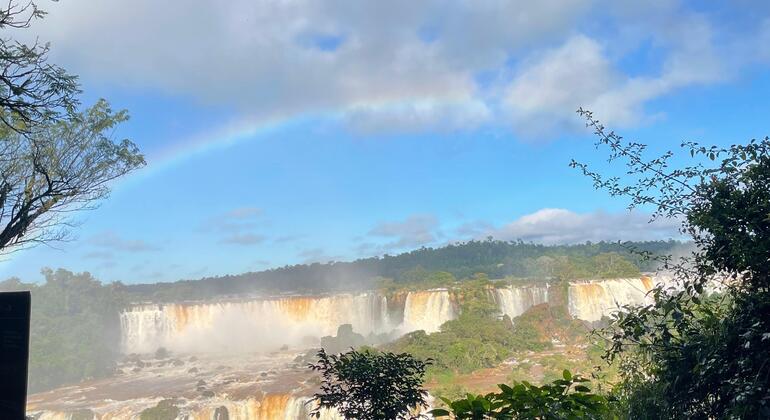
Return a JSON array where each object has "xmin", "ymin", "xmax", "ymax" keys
[{"xmin": 0, "ymin": 291, "xmax": 31, "ymax": 419}]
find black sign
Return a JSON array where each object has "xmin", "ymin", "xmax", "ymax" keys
[{"xmin": 0, "ymin": 291, "xmax": 31, "ymax": 420}]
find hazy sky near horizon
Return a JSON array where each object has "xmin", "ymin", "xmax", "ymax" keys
[{"xmin": 2, "ymin": 0, "xmax": 769, "ymax": 284}]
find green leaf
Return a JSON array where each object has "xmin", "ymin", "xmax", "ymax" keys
[
  {"xmin": 563, "ymin": 369, "xmax": 572, "ymax": 381},
  {"xmin": 428, "ymin": 408, "xmax": 450, "ymax": 417}
]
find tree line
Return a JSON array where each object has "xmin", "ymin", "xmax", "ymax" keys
[{"xmin": 125, "ymin": 240, "xmax": 679, "ymax": 302}]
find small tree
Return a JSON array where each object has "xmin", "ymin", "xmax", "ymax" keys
[{"xmin": 309, "ymin": 348, "xmax": 431, "ymax": 419}]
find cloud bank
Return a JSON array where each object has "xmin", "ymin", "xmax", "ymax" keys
[
  {"xmin": 481, "ymin": 208, "xmax": 680, "ymax": 245},
  {"xmin": 30, "ymin": 0, "xmax": 767, "ymax": 138}
]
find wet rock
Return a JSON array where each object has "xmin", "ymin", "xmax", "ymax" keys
[
  {"xmin": 172, "ymin": 359, "xmax": 184, "ymax": 367},
  {"xmin": 201, "ymin": 390, "xmax": 215, "ymax": 398},
  {"xmin": 188, "ymin": 367, "xmax": 199, "ymax": 374},
  {"xmin": 70, "ymin": 409, "xmax": 96, "ymax": 420},
  {"xmin": 139, "ymin": 399, "xmax": 179, "ymax": 420},
  {"xmin": 213, "ymin": 406, "xmax": 229, "ymax": 420},
  {"xmin": 155, "ymin": 347, "xmax": 169, "ymax": 359},
  {"xmin": 196, "ymin": 379, "xmax": 207, "ymax": 386}
]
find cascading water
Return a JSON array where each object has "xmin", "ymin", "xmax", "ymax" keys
[
  {"xmin": 120, "ymin": 292, "xmax": 390, "ymax": 353},
  {"xmin": 32, "ymin": 395, "xmax": 344, "ymax": 420},
  {"xmin": 35, "ymin": 279, "xmax": 675, "ymax": 419},
  {"xmin": 401, "ymin": 289, "xmax": 455, "ymax": 333},
  {"xmin": 120, "ymin": 290, "xmax": 457, "ymax": 354},
  {"xmin": 187, "ymin": 395, "xmax": 341, "ymax": 420},
  {"xmin": 567, "ymin": 276, "xmax": 658, "ymax": 322},
  {"xmin": 493, "ymin": 284, "xmax": 550, "ymax": 319}
]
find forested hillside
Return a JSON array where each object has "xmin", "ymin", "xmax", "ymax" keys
[{"xmin": 126, "ymin": 239, "xmax": 685, "ymax": 301}]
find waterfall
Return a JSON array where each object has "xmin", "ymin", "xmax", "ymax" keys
[
  {"xmin": 568, "ymin": 276, "xmax": 658, "ymax": 322},
  {"xmin": 494, "ymin": 284, "xmax": 549, "ymax": 318},
  {"xmin": 121, "ymin": 289, "xmax": 459, "ymax": 354},
  {"xmin": 32, "ymin": 396, "xmax": 345, "ymax": 420},
  {"xmin": 120, "ymin": 293, "xmax": 390, "ymax": 354},
  {"xmin": 216, "ymin": 395, "xmax": 307, "ymax": 420},
  {"xmin": 401, "ymin": 289, "xmax": 456, "ymax": 333}
]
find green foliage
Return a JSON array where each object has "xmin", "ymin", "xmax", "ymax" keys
[
  {"xmin": 523, "ymin": 253, "xmax": 640, "ymax": 281},
  {"xmin": 431, "ymin": 371, "xmax": 614, "ymax": 419},
  {"xmin": 139, "ymin": 399, "xmax": 180, "ymax": 420},
  {"xmin": 0, "ymin": 268, "xmax": 125, "ymax": 393},
  {"xmin": 309, "ymin": 348, "xmax": 430, "ymax": 420},
  {"xmin": 0, "ymin": 2, "xmax": 81, "ymax": 129},
  {"xmin": 574, "ymin": 110, "xmax": 770, "ymax": 418},
  {"xmin": 0, "ymin": 99, "xmax": 144, "ymax": 253},
  {"xmin": 389, "ymin": 282, "xmax": 555, "ymax": 379},
  {"xmin": 126, "ymin": 240, "xmax": 675, "ymax": 301}
]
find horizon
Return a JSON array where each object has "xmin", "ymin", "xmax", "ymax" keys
[
  {"xmin": 2, "ymin": 1, "xmax": 768, "ymax": 284},
  {"xmin": 51, "ymin": 238, "xmax": 687, "ymax": 289},
  {"xmin": 8, "ymin": 238, "xmax": 687, "ymax": 286}
]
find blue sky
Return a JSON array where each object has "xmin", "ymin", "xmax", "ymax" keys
[{"xmin": 3, "ymin": 0, "xmax": 770, "ymax": 284}]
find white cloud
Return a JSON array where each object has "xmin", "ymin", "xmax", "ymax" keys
[
  {"xmin": 89, "ymin": 231, "xmax": 158, "ymax": 252},
  {"xmin": 503, "ymin": 27, "xmax": 724, "ymax": 136},
  {"xmin": 30, "ymin": 0, "xmax": 590, "ymax": 133},
  {"xmin": 482, "ymin": 208, "xmax": 679, "ymax": 245},
  {"xmin": 25, "ymin": 0, "xmax": 762, "ymax": 138},
  {"xmin": 203, "ymin": 207, "xmax": 267, "ymax": 246},
  {"xmin": 368, "ymin": 214, "xmax": 439, "ymax": 250},
  {"xmin": 219, "ymin": 233, "xmax": 266, "ymax": 245},
  {"xmin": 223, "ymin": 207, "xmax": 263, "ymax": 220},
  {"xmin": 344, "ymin": 99, "xmax": 492, "ymax": 134}
]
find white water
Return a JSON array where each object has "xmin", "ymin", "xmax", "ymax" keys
[
  {"xmin": 567, "ymin": 276, "xmax": 658, "ymax": 322},
  {"xmin": 186, "ymin": 395, "xmax": 342, "ymax": 420},
  {"xmin": 32, "ymin": 396, "xmax": 344, "ymax": 420},
  {"xmin": 120, "ymin": 292, "xmax": 389, "ymax": 354},
  {"xmin": 493, "ymin": 284, "xmax": 550, "ymax": 319},
  {"xmin": 401, "ymin": 289, "xmax": 456, "ymax": 333},
  {"xmin": 120, "ymin": 290, "xmax": 456, "ymax": 354},
  {"xmin": 121, "ymin": 277, "xmax": 672, "ymax": 354}
]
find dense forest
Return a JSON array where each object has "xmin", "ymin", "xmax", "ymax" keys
[
  {"xmin": 0, "ymin": 269, "xmax": 126, "ymax": 393},
  {"xmin": 125, "ymin": 239, "xmax": 684, "ymax": 301},
  {"xmin": 0, "ymin": 239, "xmax": 679, "ymax": 393}
]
